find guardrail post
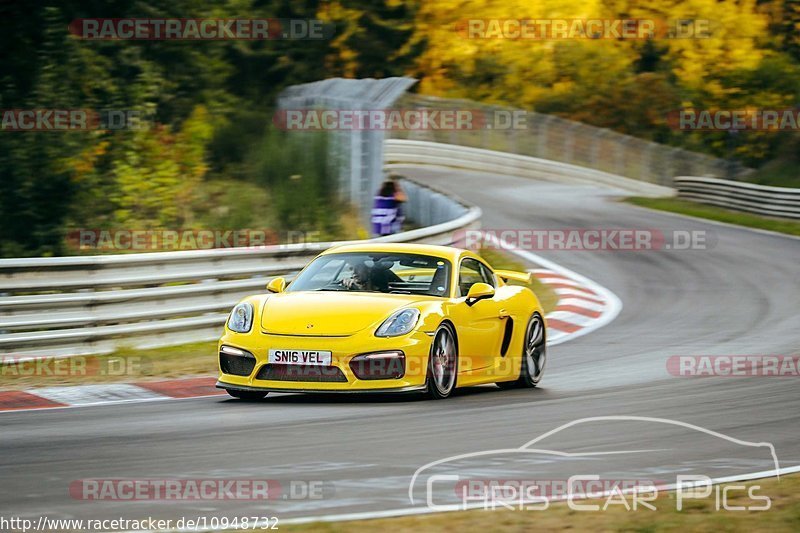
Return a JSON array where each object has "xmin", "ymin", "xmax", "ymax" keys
[
  {"xmin": 564, "ymin": 122, "xmax": 579, "ymax": 164},
  {"xmin": 615, "ymin": 136, "xmax": 628, "ymax": 176},
  {"xmin": 537, "ymin": 115, "xmax": 553, "ymax": 159}
]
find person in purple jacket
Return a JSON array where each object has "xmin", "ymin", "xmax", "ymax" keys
[{"xmin": 371, "ymin": 177, "xmax": 406, "ymax": 236}]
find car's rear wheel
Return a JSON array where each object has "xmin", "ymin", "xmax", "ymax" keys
[
  {"xmin": 497, "ymin": 313, "xmax": 546, "ymax": 389},
  {"xmin": 426, "ymin": 323, "xmax": 457, "ymax": 399},
  {"xmin": 226, "ymin": 389, "xmax": 268, "ymax": 401}
]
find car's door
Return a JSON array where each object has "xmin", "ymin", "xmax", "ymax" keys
[{"xmin": 451, "ymin": 257, "xmax": 506, "ymax": 382}]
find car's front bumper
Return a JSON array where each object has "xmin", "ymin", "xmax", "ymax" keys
[
  {"xmin": 216, "ymin": 329, "xmax": 433, "ymax": 393},
  {"xmin": 216, "ymin": 380, "xmax": 427, "ymax": 394}
]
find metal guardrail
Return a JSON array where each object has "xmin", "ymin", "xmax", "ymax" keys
[
  {"xmin": 0, "ymin": 177, "xmax": 480, "ymax": 357},
  {"xmin": 385, "ymin": 139, "xmax": 674, "ymax": 197},
  {"xmin": 674, "ymin": 177, "xmax": 800, "ymax": 219}
]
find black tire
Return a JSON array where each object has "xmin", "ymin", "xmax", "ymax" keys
[
  {"xmin": 426, "ymin": 323, "xmax": 458, "ymax": 399},
  {"xmin": 496, "ymin": 313, "xmax": 546, "ymax": 389},
  {"xmin": 226, "ymin": 389, "xmax": 268, "ymax": 401}
]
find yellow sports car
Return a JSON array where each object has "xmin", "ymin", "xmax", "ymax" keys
[{"xmin": 216, "ymin": 243, "xmax": 546, "ymax": 400}]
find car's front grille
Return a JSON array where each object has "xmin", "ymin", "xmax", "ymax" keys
[
  {"xmin": 256, "ymin": 364, "xmax": 348, "ymax": 383},
  {"xmin": 220, "ymin": 350, "xmax": 256, "ymax": 376}
]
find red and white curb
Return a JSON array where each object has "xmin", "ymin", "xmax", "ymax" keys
[
  {"xmin": 481, "ymin": 231, "xmax": 622, "ymax": 347},
  {"xmin": 0, "ymin": 237, "xmax": 621, "ymax": 413},
  {"xmin": 533, "ymin": 268, "xmax": 614, "ymax": 345},
  {"xmin": 0, "ymin": 377, "xmax": 225, "ymax": 412}
]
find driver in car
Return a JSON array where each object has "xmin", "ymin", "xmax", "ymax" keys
[{"xmin": 342, "ymin": 262, "xmax": 372, "ymax": 290}]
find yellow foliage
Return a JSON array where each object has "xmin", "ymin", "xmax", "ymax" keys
[
  {"xmin": 111, "ymin": 105, "xmax": 213, "ymax": 229},
  {"xmin": 413, "ymin": 0, "xmax": 769, "ymax": 107},
  {"xmin": 64, "ymin": 140, "xmax": 109, "ymax": 182}
]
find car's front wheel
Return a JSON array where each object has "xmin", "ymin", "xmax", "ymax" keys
[
  {"xmin": 226, "ymin": 389, "xmax": 268, "ymax": 401},
  {"xmin": 497, "ymin": 313, "xmax": 546, "ymax": 389},
  {"xmin": 426, "ymin": 323, "xmax": 458, "ymax": 399}
]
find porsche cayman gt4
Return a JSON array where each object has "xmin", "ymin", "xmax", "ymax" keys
[{"xmin": 216, "ymin": 243, "xmax": 547, "ymax": 400}]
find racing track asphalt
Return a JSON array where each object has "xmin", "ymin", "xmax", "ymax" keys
[{"xmin": 1, "ymin": 167, "xmax": 798, "ymax": 524}]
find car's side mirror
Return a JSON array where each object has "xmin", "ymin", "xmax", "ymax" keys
[
  {"xmin": 466, "ymin": 282, "xmax": 494, "ymax": 306},
  {"xmin": 266, "ymin": 277, "xmax": 286, "ymax": 293}
]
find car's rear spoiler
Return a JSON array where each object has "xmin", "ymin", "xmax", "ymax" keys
[{"xmin": 495, "ymin": 269, "xmax": 532, "ymax": 284}]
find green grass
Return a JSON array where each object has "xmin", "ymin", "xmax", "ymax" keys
[
  {"xmin": 747, "ymin": 157, "xmax": 800, "ymax": 189},
  {"xmin": 625, "ymin": 196, "xmax": 800, "ymax": 237},
  {"xmin": 479, "ymin": 248, "xmax": 560, "ymax": 314},
  {"xmin": 65, "ymin": 177, "xmax": 367, "ymax": 255},
  {"xmin": 191, "ymin": 179, "xmax": 275, "ymax": 231},
  {"xmin": 66, "ymin": 179, "xmax": 276, "ymax": 255},
  {"xmin": 276, "ymin": 473, "xmax": 800, "ymax": 533}
]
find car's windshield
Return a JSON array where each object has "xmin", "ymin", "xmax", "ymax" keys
[{"xmin": 288, "ymin": 252, "xmax": 451, "ymax": 297}]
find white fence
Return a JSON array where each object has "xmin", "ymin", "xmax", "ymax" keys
[
  {"xmin": 674, "ymin": 176, "xmax": 800, "ymax": 219},
  {"xmin": 385, "ymin": 139, "xmax": 674, "ymax": 197}
]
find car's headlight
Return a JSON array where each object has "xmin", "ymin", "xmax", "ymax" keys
[
  {"xmin": 228, "ymin": 302, "xmax": 254, "ymax": 333},
  {"xmin": 375, "ymin": 308, "xmax": 420, "ymax": 337}
]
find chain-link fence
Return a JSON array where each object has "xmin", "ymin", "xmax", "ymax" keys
[
  {"xmin": 277, "ymin": 77, "xmax": 416, "ymax": 226},
  {"xmin": 389, "ymin": 93, "xmax": 749, "ymax": 188}
]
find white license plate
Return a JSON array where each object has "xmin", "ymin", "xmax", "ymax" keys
[{"xmin": 268, "ymin": 349, "xmax": 332, "ymax": 366}]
